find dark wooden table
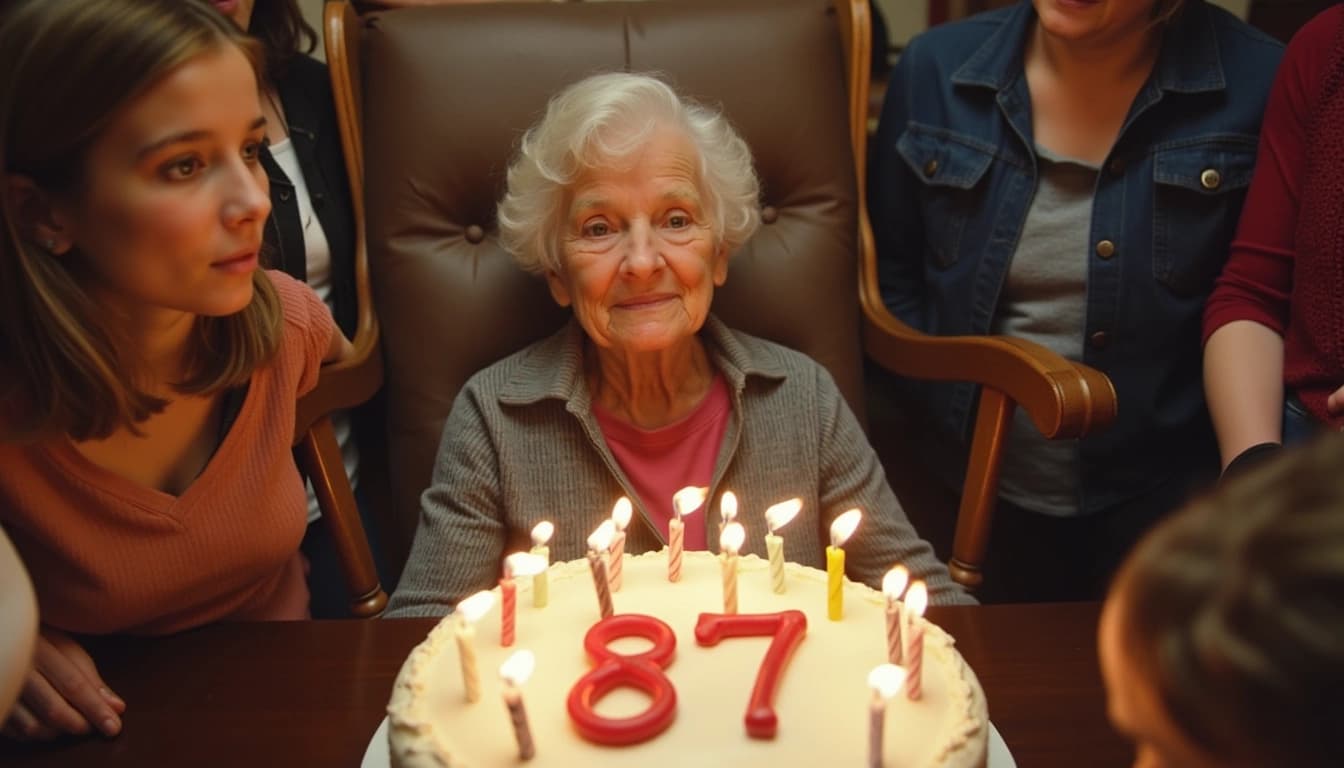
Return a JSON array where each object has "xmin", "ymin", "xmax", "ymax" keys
[{"xmin": 1, "ymin": 603, "xmax": 1129, "ymax": 767}]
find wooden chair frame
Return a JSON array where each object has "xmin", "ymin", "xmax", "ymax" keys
[{"xmin": 288, "ymin": 3, "xmax": 387, "ymax": 617}]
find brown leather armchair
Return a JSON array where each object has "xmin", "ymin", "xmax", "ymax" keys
[{"xmin": 321, "ymin": 0, "xmax": 1116, "ymax": 593}]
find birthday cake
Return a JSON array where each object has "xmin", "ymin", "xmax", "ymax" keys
[{"xmin": 387, "ymin": 551, "xmax": 988, "ymax": 768}]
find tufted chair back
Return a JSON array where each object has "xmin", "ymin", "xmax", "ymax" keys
[{"xmin": 325, "ymin": 0, "xmax": 873, "ymax": 569}]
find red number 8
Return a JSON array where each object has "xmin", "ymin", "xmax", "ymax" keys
[{"xmin": 566, "ymin": 614, "xmax": 678, "ymax": 745}]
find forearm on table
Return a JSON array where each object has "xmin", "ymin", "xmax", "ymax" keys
[{"xmin": 1203, "ymin": 320, "xmax": 1285, "ymax": 468}]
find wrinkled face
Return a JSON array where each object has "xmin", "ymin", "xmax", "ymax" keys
[
  {"xmin": 1098, "ymin": 596, "xmax": 1226, "ymax": 768},
  {"xmin": 547, "ymin": 128, "xmax": 727, "ymax": 357},
  {"xmin": 207, "ymin": 0, "xmax": 257, "ymax": 31},
  {"xmin": 51, "ymin": 44, "xmax": 270, "ymax": 324},
  {"xmin": 1032, "ymin": 0, "xmax": 1160, "ymax": 46}
]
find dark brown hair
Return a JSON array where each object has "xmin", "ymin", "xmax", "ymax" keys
[
  {"xmin": 0, "ymin": 0, "xmax": 282, "ymax": 440},
  {"xmin": 1112, "ymin": 434, "xmax": 1344, "ymax": 767},
  {"xmin": 246, "ymin": 0, "xmax": 318, "ymax": 83}
]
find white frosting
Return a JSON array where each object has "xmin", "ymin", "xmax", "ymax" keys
[{"xmin": 389, "ymin": 551, "xmax": 987, "ymax": 768}]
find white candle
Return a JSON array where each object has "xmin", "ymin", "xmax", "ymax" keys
[
  {"xmin": 764, "ymin": 498, "xmax": 802, "ymax": 593},
  {"xmin": 867, "ymin": 663, "xmax": 906, "ymax": 768},
  {"xmin": 669, "ymin": 486, "xmax": 706, "ymax": 582},
  {"xmin": 609, "ymin": 497, "xmax": 633, "ymax": 592},
  {"xmin": 904, "ymin": 580, "xmax": 928, "ymax": 700},
  {"xmin": 882, "ymin": 566, "xmax": 909, "ymax": 665},
  {"xmin": 453, "ymin": 590, "xmax": 495, "ymax": 702},
  {"xmin": 500, "ymin": 650, "xmax": 537, "ymax": 760},
  {"xmin": 718, "ymin": 490, "xmax": 739, "ymax": 537},
  {"xmin": 719, "ymin": 521, "xmax": 745, "ymax": 614},
  {"xmin": 529, "ymin": 521, "xmax": 554, "ymax": 608}
]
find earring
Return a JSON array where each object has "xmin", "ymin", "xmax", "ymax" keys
[{"xmin": 41, "ymin": 238, "xmax": 56, "ymax": 252}]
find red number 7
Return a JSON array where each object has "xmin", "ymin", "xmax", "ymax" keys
[{"xmin": 693, "ymin": 610, "xmax": 808, "ymax": 739}]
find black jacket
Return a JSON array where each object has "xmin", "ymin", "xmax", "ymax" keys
[{"xmin": 259, "ymin": 54, "xmax": 358, "ymax": 338}]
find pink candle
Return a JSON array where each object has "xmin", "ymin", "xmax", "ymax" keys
[
  {"xmin": 867, "ymin": 663, "xmax": 906, "ymax": 767},
  {"xmin": 669, "ymin": 486, "xmax": 706, "ymax": 582},
  {"xmin": 904, "ymin": 580, "xmax": 928, "ymax": 700},
  {"xmin": 882, "ymin": 566, "xmax": 909, "ymax": 665},
  {"xmin": 500, "ymin": 650, "xmax": 537, "ymax": 760},
  {"xmin": 609, "ymin": 497, "xmax": 632, "ymax": 592},
  {"xmin": 586, "ymin": 521, "xmax": 616, "ymax": 619},
  {"xmin": 500, "ymin": 552, "xmax": 546, "ymax": 647}
]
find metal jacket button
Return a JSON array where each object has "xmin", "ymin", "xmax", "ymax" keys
[
  {"xmin": 923, "ymin": 159, "xmax": 939, "ymax": 177},
  {"xmin": 1095, "ymin": 240, "xmax": 1116, "ymax": 260},
  {"xmin": 1200, "ymin": 168, "xmax": 1222, "ymax": 190},
  {"xmin": 1089, "ymin": 331, "xmax": 1109, "ymax": 350}
]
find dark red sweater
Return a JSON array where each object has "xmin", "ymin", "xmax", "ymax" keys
[{"xmin": 1203, "ymin": 5, "xmax": 1344, "ymax": 429}]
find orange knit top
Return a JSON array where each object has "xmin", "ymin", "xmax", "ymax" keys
[{"xmin": 0, "ymin": 271, "xmax": 334, "ymax": 636}]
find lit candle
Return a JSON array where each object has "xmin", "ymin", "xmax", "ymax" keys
[
  {"xmin": 586, "ymin": 520, "xmax": 616, "ymax": 619},
  {"xmin": 904, "ymin": 580, "xmax": 928, "ymax": 700},
  {"xmin": 882, "ymin": 566, "xmax": 909, "ymax": 665},
  {"xmin": 826, "ymin": 509, "xmax": 862, "ymax": 621},
  {"xmin": 453, "ymin": 590, "xmax": 495, "ymax": 702},
  {"xmin": 763, "ymin": 498, "xmax": 802, "ymax": 593},
  {"xmin": 500, "ymin": 552, "xmax": 547, "ymax": 647},
  {"xmin": 867, "ymin": 663, "xmax": 907, "ymax": 768},
  {"xmin": 500, "ymin": 650, "xmax": 537, "ymax": 760},
  {"xmin": 719, "ymin": 490, "xmax": 739, "ymax": 537},
  {"xmin": 529, "ymin": 521, "xmax": 554, "ymax": 608},
  {"xmin": 609, "ymin": 497, "xmax": 633, "ymax": 592},
  {"xmin": 669, "ymin": 486, "xmax": 706, "ymax": 582},
  {"xmin": 719, "ymin": 521, "xmax": 745, "ymax": 614}
]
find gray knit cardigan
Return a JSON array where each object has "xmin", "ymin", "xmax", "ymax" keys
[{"xmin": 386, "ymin": 316, "xmax": 971, "ymax": 616}]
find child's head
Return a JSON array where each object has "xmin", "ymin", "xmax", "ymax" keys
[
  {"xmin": 0, "ymin": 0, "xmax": 282, "ymax": 440},
  {"xmin": 1100, "ymin": 434, "xmax": 1344, "ymax": 768}
]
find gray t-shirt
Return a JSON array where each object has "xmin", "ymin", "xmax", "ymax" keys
[{"xmin": 989, "ymin": 146, "xmax": 1096, "ymax": 516}]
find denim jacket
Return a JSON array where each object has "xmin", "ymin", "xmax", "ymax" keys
[{"xmin": 870, "ymin": 1, "xmax": 1282, "ymax": 514}]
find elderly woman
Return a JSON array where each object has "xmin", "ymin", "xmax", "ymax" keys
[
  {"xmin": 387, "ymin": 73, "xmax": 969, "ymax": 615},
  {"xmin": 869, "ymin": 0, "xmax": 1283, "ymax": 602}
]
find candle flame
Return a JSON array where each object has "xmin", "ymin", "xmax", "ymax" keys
[
  {"xmin": 455, "ymin": 590, "xmax": 495, "ymax": 623},
  {"xmin": 500, "ymin": 649, "xmax": 536, "ymax": 686},
  {"xmin": 882, "ymin": 565, "xmax": 910, "ymax": 600},
  {"xmin": 611, "ymin": 497, "xmax": 633, "ymax": 530},
  {"xmin": 587, "ymin": 519, "xmax": 615, "ymax": 552},
  {"xmin": 504, "ymin": 552, "xmax": 548, "ymax": 578},
  {"xmin": 765, "ymin": 498, "xmax": 802, "ymax": 534},
  {"xmin": 867, "ymin": 663, "xmax": 907, "ymax": 700},
  {"xmin": 530, "ymin": 521, "xmax": 554, "ymax": 547},
  {"xmin": 829, "ymin": 508, "xmax": 862, "ymax": 547},
  {"xmin": 719, "ymin": 490, "xmax": 738, "ymax": 524},
  {"xmin": 720, "ymin": 521, "xmax": 746, "ymax": 554},
  {"xmin": 672, "ymin": 486, "xmax": 708, "ymax": 518},
  {"xmin": 905, "ymin": 580, "xmax": 928, "ymax": 617}
]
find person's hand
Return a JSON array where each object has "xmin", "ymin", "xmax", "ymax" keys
[
  {"xmin": 1327, "ymin": 384, "xmax": 1344, "ymax": 417},
  {"xmin": 1, "ymin": 627, "xmax": 124, "ymax": 741}
]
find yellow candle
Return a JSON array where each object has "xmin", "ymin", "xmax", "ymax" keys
[
  {"xmin": 826, "ymin": 545, "xmax": 845, "ymax": 620},
  {"xmin": 826, "ymin": 509, "xmax": 862, "ymax": 621}
]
